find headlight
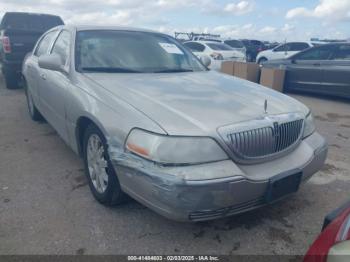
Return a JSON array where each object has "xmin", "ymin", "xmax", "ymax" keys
[
  {"xmin": 303, "ymin": 112, "xmax": 316, "ymax": 138},
  {"xmin": 125, "ymin": 129, "xmax": 228, "ymax": 165}
]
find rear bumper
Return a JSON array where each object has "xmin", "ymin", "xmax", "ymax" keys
[{"xmin": 111, "ymin": 132, "xmax": 327, "ymax": 222}]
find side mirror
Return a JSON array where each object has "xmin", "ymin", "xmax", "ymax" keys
[
  {"xmin": 199, "ymin": 54, "xmax": 211, "ymax": 67},
  {"xmin": 38, "ymin": 54, "xmax": 65, "ymax": 72}
]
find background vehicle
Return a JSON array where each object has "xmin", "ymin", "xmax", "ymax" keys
[
  {"xmin": 0, "ymin": 12, "xmax": 64, "ymax": 89},
  {"xmin": 222, "ymin": 39, "xmax": 247, "ymax": 55},
  {"xmin": 240, "ymin": 39, "xmax": 266, "ymax": 62},
  {"xmin": 263, "ymin": 41, "xmax": 280, "ymax": 50},
  {"xmin": 184, "ymin": 40, "xmax": 245, "ymax": 70},
  {"xmin": 304, "ymin": 200, "xmax": 350, "ymax": 262},
  {"xmin": 257, "ymin": 42, "xmax": 312, "ymax": 64},
  {"xmin": 263, "ymin": 43, "xmax": 350, "ymax": 99}
]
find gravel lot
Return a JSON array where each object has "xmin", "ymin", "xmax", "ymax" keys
[{"xmin": 0, "ymin": 73, "xmax": 349, "ymax": 256}]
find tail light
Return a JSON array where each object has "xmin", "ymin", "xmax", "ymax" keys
[
  {"xmin": 210, "ymin": 52, "xmax": 223, "ymax": 60},
  {"xmin": 2, "ymin": 36, "xmax": 11, "ymax": 53},
  {"xmin": 304, "ymin": 208, "xmax": 350, "ymax": 262}
]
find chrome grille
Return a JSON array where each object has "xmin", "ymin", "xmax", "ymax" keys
[{"xmin": 227, "ymin": 119, "xmax": 304, "ymax": 160}]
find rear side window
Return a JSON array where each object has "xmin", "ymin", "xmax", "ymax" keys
[
  {"xmin": 224, "ymin": 40, "xmax": 244, "ymax": 48},
  {"xmin": 51, "ymin": 30, "xmax": 70, "ymax": 65},
  {"xmin": 295, "ymin": 45, "xmax": 333, "ymax": 60},
  {"xmin": 274, "ymin": 44, "xmax": 288, "ymax": 52},
  {"xmin": 289, "ymin": 42, "xmax": 310, "ymax": 51},
  {"xmin": 332, "ymin": 45, "xmax": 350, "ymax": 60},
  {"xmin": 1, "ymin": 13, "xmax": 63, "ymax": 32},
  {"xmin": 34, "ymin": 31, "xmax": 57, "ymax": 57},
  {"xmin": 184, "ymin": 42, "xmax": 205, "ymax": 52}
]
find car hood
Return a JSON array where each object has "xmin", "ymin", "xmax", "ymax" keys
[{"xmin": 84, "ymin": 71, "xmax": 309, "ymax": 136}]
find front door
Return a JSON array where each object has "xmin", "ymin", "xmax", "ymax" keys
[{"xmin": 38, "ymin": 30, "xmax": 71, "ymax": 143}]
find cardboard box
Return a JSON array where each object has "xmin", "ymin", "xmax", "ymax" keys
[
  {"xmin": 221, "ymin": 61, "xmax": 235, "ymax": 76},
  {"xmin": 260, "ymin": 68, "xmax": 286, "ymax": 92},
  {"xmin": 233, "ymin": 62, "xmax": 260, "ymax": 83}
]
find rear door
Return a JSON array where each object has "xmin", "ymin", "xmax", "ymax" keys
[
  {"xmin": 224, "ymin": 40, "xmax": 246, "ymax": 53},
  {"xmin": 287, "ymin": 42, "xmax": 310, "ymax": 57},
  {"xmin": 321, "ymin": 45, "xmax": 350, "ymax": 98},
  {"xmin": 183, "ymin": 42, "xmax": 206, "ymax": 56},
  {"xmin": 271, "ymin": 44, "xmax": 289, "ymax": 60},
  {"xmin": 285, "ymin": 45, "xmax": 334, "ymax": 93}
]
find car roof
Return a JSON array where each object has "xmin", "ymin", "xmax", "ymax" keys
[{"xmin": 44, "ymin": 25, "xmax": 162, "ymax": 36}]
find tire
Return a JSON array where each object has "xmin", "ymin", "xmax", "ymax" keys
[
  {"xmin": 24, "ymin": 81, "xmax": 44, "ymax": 122},
  {"xmin": 258, "ymin": 57, "xmax": 268, "ymax": 65},
  {"xmin": 3, "ymin": 72, "xmax": 19, "ymax": 89},
  {"xmin": 83, "ymin": 124, "xmax": 126, "ymax": 206}
]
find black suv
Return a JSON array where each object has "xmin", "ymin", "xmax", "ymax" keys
[{"xmin": 0, "ymin": 12, "xmax": 64, "ymax": 89}]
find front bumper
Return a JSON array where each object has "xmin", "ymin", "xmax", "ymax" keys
[{"xmin": 111, "ymin": 132, "xmax": 327, "ymax": 222}]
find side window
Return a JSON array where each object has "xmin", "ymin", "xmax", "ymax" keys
[
  {"xmin": 295, "ymin": 46, "xmax": 333, "ymax": 60},
  {"xmin": 274, "ymin": 44, "xmax": 287, "ymax": 52},
  {"xmin": 289, "ymin": 43, "xmax": 310, "ymax": 51},
  {"xmin": 51, "ymin": 30, "xmax": 70, "ymax": 65},
  {"xmin": 331, "ymin": 45, "xmax": 350, "ymax": 60},
  {"xmin": 224, "ymin": 40, "xmax": 244, "ymax": 48},
  {"xmin": 34, "ymin": 31, "xmax": 57, "ymax": 57},
  {"xmin": 194, "ymin": 43, "xmax": 205, "ymax": 52},
  {"xmin": 184, "ymin": 42, "xmax": 205, "ymax": 52}
]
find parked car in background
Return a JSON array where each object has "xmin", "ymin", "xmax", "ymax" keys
[
  {"xmin": 263, "ymin": 41, "xmax": 280, "ymax": 50},
  {"xmin": 222, "ymin": 39, "xmax": 247, "ymax": 55},
  {"xmin": 263, "ymin": 43, "xmax": 350, "ymax": 99},
  {"xmin": 183, "ymin": 40, "xmax": 245, "ymax": 70},
  {"xmin": 240, "ymin": 39, "xmax": 266, "ymax": 62},
  {"xmin": 256, "ymin": 42, "xmax": 312, "ymax": 64},
  {"xmin": 304, "ymin": 200, "xmax": 350, "ymax": 262},
  {"xmin": 0, "ymin": 12, "xmax": 64, "ymax": 89},
  {"xmin": 22, "ymin": 25, "xmax": 327, "ymax": 222}
]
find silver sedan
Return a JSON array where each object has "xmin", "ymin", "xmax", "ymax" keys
[{"xmin": 22, "ymin": 25, "xmax": 328, "ymax": 222}]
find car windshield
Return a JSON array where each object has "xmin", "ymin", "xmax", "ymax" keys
[
  {"xmin": 75, "ymin": 30, "xmax": 206, "ymax": 73},
  {"xmin": 206, "ymin": 43, "xmax": 234, "ymax": 51}
]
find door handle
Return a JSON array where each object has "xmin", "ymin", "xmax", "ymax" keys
[
  {"xmin": 313, "ymin": 63, "xmax": 321, "ymax": 66},
  {"xmin": 40, "ymin": 73, "xmax": 47, "ymax": 80}
]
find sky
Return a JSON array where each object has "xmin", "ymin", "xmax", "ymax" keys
[{"xmin": 0, "ymin": 0, "xmax": 349, "ymax": 42}]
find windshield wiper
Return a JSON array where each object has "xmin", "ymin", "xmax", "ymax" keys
[
  {"xmin": 152, "ymin": 68, "xmax": 194, "ymax": 73},
  {"xmin": 81, "ymin": 67, "xmax": 142, "ymax": 73}
]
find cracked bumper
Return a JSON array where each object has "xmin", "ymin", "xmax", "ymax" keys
[{"xmin": 111, "ymin": 132, "xmax": 327, "ymax": 222}]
